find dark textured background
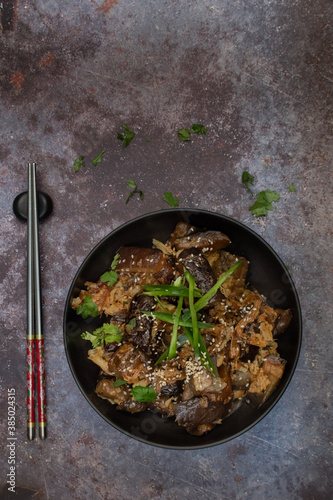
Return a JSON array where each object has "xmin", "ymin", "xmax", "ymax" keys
[{"xmin": 1, "ymin": 1, "xmax": 332, "ymax": 499}]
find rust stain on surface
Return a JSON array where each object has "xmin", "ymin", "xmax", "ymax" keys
[
  {"xmin": 39, "ymin": 53, "xmax": 56, "ymax": 67},
  {"xmin": 10, "ymin": 72, "xmax": 24, "ymax": 90},
  {"xmin": 96, "ymin": 0, "xmax": 118, "ymax": 14},
  {"xmin": 263, "ymin": 155, "xmax": 271, "ymax": 166}
]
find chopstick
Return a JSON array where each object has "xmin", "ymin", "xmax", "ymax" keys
[
  {"xmin": 27, "ymin": 163, "xmax": 46, "ymax": 440},
  {"xmin": 27, "ymin": 164, "xmax": 35, "ymax": 440}
]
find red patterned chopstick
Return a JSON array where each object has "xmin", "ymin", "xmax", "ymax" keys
[
  {"xmin": 27, "ymin": 163, "xmax": 46, "ymax": 440},
  {"xmin": 27, "ymin": 164, "xmax": 35, "ymax": 440}
]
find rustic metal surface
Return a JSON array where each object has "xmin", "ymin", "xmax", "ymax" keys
[{"xmin": 1, "ymin": 1, "xmax": 332, "ymax": 499}]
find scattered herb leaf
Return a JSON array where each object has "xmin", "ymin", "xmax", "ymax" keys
[
  {"xmin": 100, "ymin": 253, "xmax": 120, "ymax": 287},
  {"xmin": 249, "ymin": 190, "xmax": 280, "ymax": 216},
  {"xmin": 288, "ymin": 184, "xmax": 296, "ymax": 192},
  {"xmin": 76, "ymin": 295, "xmax": 99, "ymax": 319},
  {"xmin": 190, "ymin": 124, "xmax": 207, "ymax": 135},
  {"xmin": 131, "ymin": 386, "xmax": 157, "ymax": 402},
  {"xmin": 114, "ymin": 378, "xmax": 128, "ymax": 388},
  {"xmin": 178, "ymin": 124, "xmax": 207, "ymax": 141},
  {"xmin": 73, "ymin": 155, "xmax": 85, "ymax": 172},
  {"xmin": 118, "ymin": 124, "xmax": 135, "ymax": 147},
  {"xmin": 162, "ymin": 191, "xmax": 179, "ymax": 208},
  {"xmin": 126, "ymin": 179, "xmax": 144, "ymax": 204},
  {"xmin": 92, "ymin": 150, "xmax": 105, "ymax": 166},
  {"xmin": 81, "ymin": 322, "xmax": 122, "ymax": 348},
  {"xmin": 242, "ymin": 171, "xmax": 255, "ymax": 194},
  {"xmin": 178, "ymin": 128, "xmax": 191, "ymax": 141}
]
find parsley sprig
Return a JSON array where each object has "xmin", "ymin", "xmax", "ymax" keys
[
  {"xmin": 131, "ymin": 386, "xmax": 157, "ymax": 402},
  {"xmin": 100, "ymin": 253, "xmax": 120, "ymax": 287},
  {"xmin": 249, "ymin": 190, "xmax": 280, "ymax": 216},
  {"xmin": 81, "ymin": 323, "xmax": 122, "ymax": 348},
  {"xmin": 163, "ymin": 191, "xmax": 179, "ymax": 207},
  {"xmin": 178, "ymin": 124, "xmax": 207, "ymax": 141},
  {"xmin": 76, "ymin": 295, "xmax": 99, "ymax": 319}
]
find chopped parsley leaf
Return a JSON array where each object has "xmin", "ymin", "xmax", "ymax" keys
[
  {"xmin": 131, "ymin": 386, "xmax": 157, "ymax": 402},
  {"xmin": 178, "ymin": 128, "xmax": 191, "ymax": 141},
  {"xmin": 288, "ymin": 184, "xmax": 296, "ymax": 192},
  {"xmin": 81, "ymin": 323, "xmax": 122, "ymax": 348},
  {"xmin": 178, "ymin": 124, "xmax": 207, "ymax": 141},
  {"xmin": 92, "ymin": 150, "xmax": 105, "ymax": 166},
  {"xmin": 73, "ymin": 155, "xmax": 85, "ymax": 172},
  {"xmin": 190, "ymin": 124, "xmax": 207, "ymax": 135},
  {"xmin": 76, "ymin": 295, "xmax": 99, "ymax": 319},
  {"xmin": 100, "ymin": 253, "xmax": 120, "ymax": 287},
  {"xmin": 163, "ymin": 191, "xmax": 179, "ymax": 207},
  {"xmin": 126, "ymin": 179, "xmax": 144, "ymax": 204},
  {"xmin": 242, "ymin": 171, "xmax": 255, "ymax": 194},
  {"xmin": 118, "ymin": 124, "xmax": 135, "ymax": 147},
  {"xmin": 114, "ymin": 378, "xmax": 128, "ymax": 388},
  {"xmin": 249, "ymin": 190, "xmax": 280, "ymax": 216}
]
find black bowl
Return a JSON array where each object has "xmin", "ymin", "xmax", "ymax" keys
[{"xmin": 63, "ymin": 209, "xmax": 302, "ymax": 449}]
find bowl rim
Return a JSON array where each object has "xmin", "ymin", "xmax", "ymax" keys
[{"xmin": 63, "ymin": 208, "xmax": 302, "ymax": 449}]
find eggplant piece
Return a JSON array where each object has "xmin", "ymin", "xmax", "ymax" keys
[
  {"xmin": 231, "ymin": 370, "xmax": 252, "ymax": 390},
  {"xmin": 127, "ymin": 294, "xmax": 155, "ymax": 352},
  {"xmin": 96, "ymin": 378, "xmax": 130, "ymax": 404},
  {"xmin": 239, "ymin": 344, "xmax": 259, "ymax": 363},
  {"xmin": 108, "ymin": 343, "xmax": 150, "ymax": 384},
  {"xmin": 160, "ymin": 379, "xmax": 184, "ymax": 398},
  {"xmin": 174, "ymin": 396, "xmax": 229, "ymax": 435},
  {"xmin": 166, "ymin": 222, "xmax": 200, "ymax": 247},
  {"xmin": 273, "ymin": 308, "xmax": 292, "ymax": 337},
  {"xmin": 104, "ymin": 341, "xmax": 121, "ymax": 353},
  {"xmin": 178, "ymin": 248, "xmax": 223, "ymax": 303},
  {"xmin": 116, "ymin": 246, "xmax": 174, "ymax": 284},
  {"xmin": 117, "ymin": 399, "xmax": 148, "ymax": 414},
  {"xmin": 97, "ymin": 369, "xmax": 114, "ymax": 381},
  {"xmin": 173, "ymin": 230, "xmax": 231, "ymax": 252}
]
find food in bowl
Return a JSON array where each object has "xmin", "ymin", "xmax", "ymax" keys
[{"xmin": 72, "ymin": 222, "xmax": 292, "ymax": 436}]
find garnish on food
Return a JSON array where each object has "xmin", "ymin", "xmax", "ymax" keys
[
  {"xmin": 81, "ymin": 323, "xmax": 122, "ymax": 348},
  {"xmin": 100, "ymin": 253, "xmax": 120, "ymax": 287},
  {"xmin": 76, "ymin": 295, "xmax": 99, "ymax": 319},
  {"xmin": 131, "ymin": 386, "xmax": 157, "ymax": 402},
  {"xmin": 73, "ymin": 222, "xmax": 291, "ymax": 436}
]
